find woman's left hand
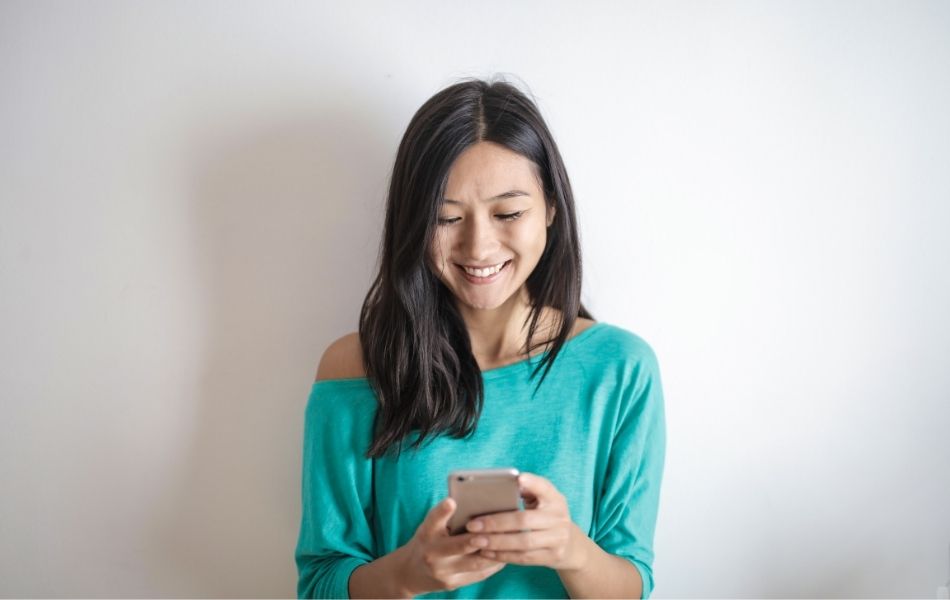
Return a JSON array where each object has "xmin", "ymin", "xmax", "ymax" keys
[{"xmin": 464, "ymin": 471, "xmax": 588, "ymax": 571}]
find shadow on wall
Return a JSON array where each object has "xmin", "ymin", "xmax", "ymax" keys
[{"xmin": 143, "ymin": 94, "xmax": 393, "ymax": 595}]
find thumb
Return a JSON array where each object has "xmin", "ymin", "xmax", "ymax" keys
[{"xmin": 426, "ymin": 497, "xmax": 456, "ymax": 535}]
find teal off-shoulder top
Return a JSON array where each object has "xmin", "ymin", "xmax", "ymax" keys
[{"xmin": 295, "ymin": 321, "xmax": 666, "ymax": 599}]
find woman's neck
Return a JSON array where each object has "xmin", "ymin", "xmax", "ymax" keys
[{"xmin": 458, "ymin": 292, "xmax": 561, "ymax": 369}]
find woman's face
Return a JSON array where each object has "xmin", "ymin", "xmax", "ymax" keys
[{"xmin": 428, "ymin": 141, "xmax": 556, "ymax": 312}]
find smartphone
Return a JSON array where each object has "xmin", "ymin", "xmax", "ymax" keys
[{"xmin": 446, "ymin": 467, "xmax": 522, "ymax": 536}]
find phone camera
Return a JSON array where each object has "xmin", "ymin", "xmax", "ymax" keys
[{"xmin": 457, "ymin": 476, "xmax": 466, "ymax": 481}]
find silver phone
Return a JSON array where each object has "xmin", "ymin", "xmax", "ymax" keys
[{"xmin": 446, "ymin": 467, "xmax": 523, "ymax": 536}]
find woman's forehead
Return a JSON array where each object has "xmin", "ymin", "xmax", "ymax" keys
[{"xmin": 444, "ymin": 144, "xmax": 542, "ymax": 200}]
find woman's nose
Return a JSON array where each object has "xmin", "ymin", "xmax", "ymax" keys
[{"xmin": 459, "ymin": 215, "xmax": 498, "ymax": 260}]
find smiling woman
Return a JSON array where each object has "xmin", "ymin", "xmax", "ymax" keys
[
  {"xmin": 295, "ymin": 76, "xmax": 666, "ymax": 600},
  {"xmin": 359, "ymin": 77, "xmax": 591, "ymax": 460}
]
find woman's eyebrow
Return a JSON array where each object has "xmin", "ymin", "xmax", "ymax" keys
[{"xmin": 442, "ymin": 190, "xmax": 530, "ymax": 205}]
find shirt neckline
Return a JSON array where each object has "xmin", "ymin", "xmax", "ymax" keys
[
  {"xmin": 312, "ymin": 321, "xmax": 608, "ymax": 388},
  {"xmin": 479, "ymin": 321, "xmax": 606, "ymax": 381}
]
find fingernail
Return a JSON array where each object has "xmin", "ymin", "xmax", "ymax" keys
[
  {"xmin": 472, "ymin": 536, "xmax": 487, "ymax": 547},
  {"xmin": 467, "ymin": 520, "xmax": 483, "ymax": 531}
]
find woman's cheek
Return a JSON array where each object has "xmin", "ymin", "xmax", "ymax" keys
[{"xmin": 429, "ymin": 233, "xmax": 450, "ymax": 269}]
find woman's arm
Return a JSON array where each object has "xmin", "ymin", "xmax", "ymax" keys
[
  {"xmin": 348, "ymin": 546, "xmax": 413, "ymax": 599},
  {"xmin": 556, "ymin": 523, "xmax": 643, "ymax": 598},
  {"xmin": 296, "ymin": 350, "xmax": 379, "ymax": 598},
  {"xmin": 581, "ymin": 333, "xmax": 666, "ymax": 599}
]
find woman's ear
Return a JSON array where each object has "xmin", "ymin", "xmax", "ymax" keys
[{"xmin": 546, "ymin": 202, "xmax": 557, "ymax": 227}]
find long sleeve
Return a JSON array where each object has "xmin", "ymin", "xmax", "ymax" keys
[
  {"xmin": 295, "ymin": 382, "xmax": 378, "ymax": 599},
  {"xmin": 590, "ymin": 339, "xmax": 667, "ymax": 600}
]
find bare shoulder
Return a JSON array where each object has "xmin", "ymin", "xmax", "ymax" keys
[
  {"xmin": 315, "ymin": 331, "xmax": 366, "ymax": 381},
  {"xmin": 572, "ymin": 317, "xmax": 596, "ymax": 337},
  {"xmin": 538, "ymin": 308, "xmax": 596, "ymax": 343}
]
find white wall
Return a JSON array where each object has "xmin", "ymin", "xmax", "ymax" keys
[{"xmin": 2, "ymin": 1, "xmax": 948, "ymax": 597}]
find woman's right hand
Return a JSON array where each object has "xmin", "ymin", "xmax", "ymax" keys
[{"xmin": 397, "ymin": 497, "xmax": 506, "ymax": 595}]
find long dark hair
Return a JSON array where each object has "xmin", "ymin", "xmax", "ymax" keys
[{"xmin": 358, "ymin": 76, "xmax": 593, "ymax": 459}]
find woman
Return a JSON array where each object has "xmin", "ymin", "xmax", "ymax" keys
[{"xmin": 295, "ymin": 77, "xmax": 666, "ymax": 599}]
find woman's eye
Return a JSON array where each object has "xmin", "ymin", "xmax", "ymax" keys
[{"xmin": 436, "ymin": 211, "xmax": 525, "ymax": 226}]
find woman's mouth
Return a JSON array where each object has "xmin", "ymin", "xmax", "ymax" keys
[{"xmin": 455, "ymin": 259, "xmax": 512, "ymax": 284}]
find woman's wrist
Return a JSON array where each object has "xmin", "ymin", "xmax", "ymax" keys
[
  {"xmin": 560, "ymin": 521, "xmax": 593, "ymax": 572},
  {"xmin": 348, "ymin": 544, "xmax": 415, "ymax": 599}
]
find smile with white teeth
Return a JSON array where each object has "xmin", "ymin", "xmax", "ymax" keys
[{"xmin": 461, "ymin": 261, "xmax": 508, "ymax": 277}]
